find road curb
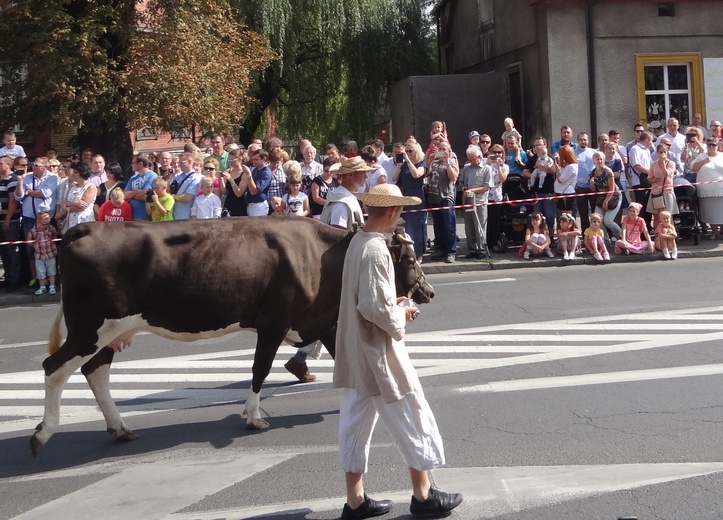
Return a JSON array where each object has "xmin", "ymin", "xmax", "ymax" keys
[{"xmin": 421, "ymin": 245, "xmax": 723, "ymax": 275}]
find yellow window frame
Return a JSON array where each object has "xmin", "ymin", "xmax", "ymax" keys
[{"xmin": 635, "ymin": 53, "xmax": 704, "ymax": 125}]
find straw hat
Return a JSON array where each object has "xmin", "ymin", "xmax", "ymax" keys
[
  {"xmin": 356, "ymin": 183, "xmax": 422, "ymax": 207},
  {"xmin": 329, "ymin": 156, "xmax": 377, "ymax": 176}
]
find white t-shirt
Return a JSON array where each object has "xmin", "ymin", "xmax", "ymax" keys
[
  {"xmin": 691, "ymin": 151, "xmax": 723, "ymax": 169},
  {"xmin": 0, "ymin": 144, "xmax": 25, "ymax": 157},
  {"xmin": 282, "ymin": 192, "xmax": 308, "ymax": 215},
  {"xmin": 358, "ymin": 167, "xmax": 386, "ymax": 193},
  {"xmin": 329, "ymin": 186, "xmax": 364, "ymax": 229}
]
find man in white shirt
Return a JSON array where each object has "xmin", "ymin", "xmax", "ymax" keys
[
  {"xmin": 629, "ymin": 130, "xmax": 653, "ymax": 225},
  {"xmin": 655, "ymin": 118, "xmax": 685, "ymax": 171},
  {"xmin": 370, "ymin": 138, "xmax": 390, "ymax": 168},
  {"xmin": 88, "ymin": 154, "xmax": 108, "ymax": 187}
]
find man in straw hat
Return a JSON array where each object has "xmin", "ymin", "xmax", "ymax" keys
[
  {"xmin": 318, "ymin": 155, "xmax": 375, "ymax": 230},
  {"xmin": 284, "ymin": 156, "xmax": 376, "ymax": 383},
  {"xmin": 333, "ymin": 183, "xmax": 463, "ymax": 519}
]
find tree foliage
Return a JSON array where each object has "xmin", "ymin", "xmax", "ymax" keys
[
  {"xmin": 233, "ymin": 0, "xmax": 437, "ymax": 145},
  {"xmin": 0, "ymin": 0, "xmax": 274, "ymax": 161}
]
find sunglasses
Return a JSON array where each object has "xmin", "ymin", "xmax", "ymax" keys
[
  {"xmin": 32, "ymin": 163, "xmax": 45, "ymax": 167},
  {"xmin": 480, "ymin": 140, "xmax": 491, "ymax": 144},
  {"xmin": 204, "ymin": 166, "xmax": 216, "ymax": 171},
  {"xmin": 707, "ymin": 143, "xmax": 717, "ymax": 147}
]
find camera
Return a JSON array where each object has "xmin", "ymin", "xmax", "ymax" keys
[
  {"xmin": 145, "ymin": 189, "xmax": 155, "ymax": 202},
  {"xmin": 395, "ymin": 152, "xmax": 404, "ymax": 164},
  {"xmin": 685, "ymin": 132, "xmax": 696, "ymax": 141},
  {"xmin": 169, "ymin": 180, "xmax": 180, "ymax": 195},
  {"xmin": 435, "ymin": 151, "xmax": 445, "ymax": 159}
]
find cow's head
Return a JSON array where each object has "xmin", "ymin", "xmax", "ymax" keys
[{"xmin": 387, "ymin": 225, "xmax": 435, "ymax": 304}]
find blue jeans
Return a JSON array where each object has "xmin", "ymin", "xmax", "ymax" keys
[
  {"xmin": 533, "ymin": 194, "xmax": 556, "ymax": 236},
  {"xmin": 431, "ymin": 198, "xmax": 456, "ymax": 254}
]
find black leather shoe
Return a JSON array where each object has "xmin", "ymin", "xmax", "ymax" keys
[
  {"xmin": 410, "ymin": 487, "xmax": 463, "ymax": 516},
  {"xmin": 341, "ymin": 494, "xmax": 393, "ymax": 520},
  {"xmin": 465, "ymin": 251, "xmax": 479, "ymax": 259}
]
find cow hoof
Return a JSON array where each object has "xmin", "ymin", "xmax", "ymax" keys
[
  {"xmin": 107, "ymin": 427, "xmax": 140, "ymax": 442},
  {"xmin": 30, "ymin": 434, "xmax": 44, "ymax": 458},
  {"xmin": 247, "ymin": 418, "xmax": 270, "ymax": 430}
]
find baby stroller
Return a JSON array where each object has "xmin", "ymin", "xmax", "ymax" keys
[
  {"xmin": 492, "ymin": 176, "xmax": 536, "ymax": 252},
  {"xmin": 672, "ymin": 177, "xmax": 700, "ymax": 244}
]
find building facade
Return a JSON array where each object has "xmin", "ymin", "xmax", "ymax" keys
[{"xmin": 434, "ymin": 0, "xmax": 723, "ymax": 146}]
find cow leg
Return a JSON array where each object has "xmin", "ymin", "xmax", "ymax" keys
[
  {"xmin": 30, "ymin": 344, "xmax": 99, "ymax": 457},
  {"xmin": 81, "ymin": 347, "xmax": 139, "ymax": 443},
  {"xmin": 244, "ymin": 327, "xmax": 289, "ymax": 430},
  {"xmin": 318, "ymin": 327, "xmax": 337, "ymax": 360},
  {"xmin": 31, "ymin": 318, "xmax": 139, "ymax": 456}
]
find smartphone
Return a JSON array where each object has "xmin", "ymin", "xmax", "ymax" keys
[
  {"xmin": 435, "ymin": 151, "xmax": 445, "ymax": 159},
  {"xmin": 395, "ymin": 153, "xmax": 404, "ymax": 163}
]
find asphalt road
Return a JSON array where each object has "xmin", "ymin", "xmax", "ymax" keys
[{"xmin": 1, "ymin": 257, "xmax": 723, "ymax": 519}]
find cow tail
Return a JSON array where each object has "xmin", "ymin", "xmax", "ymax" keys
[{"xmin": 48, "ymin": 301, "xmax": 64, "ymax": 355}]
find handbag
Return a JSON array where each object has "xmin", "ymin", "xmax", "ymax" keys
[
  {"xmin": 651, "ymin": 192, "xmax": 666, "ymax": 210},
  {"xmin": 595, "ymin": 192, "xmax": 620, "ymax": 211}
]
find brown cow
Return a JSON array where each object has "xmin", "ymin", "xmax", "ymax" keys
[{"xmin": 30, "ymin": 216, "xmax": 433, "ymax": 456}]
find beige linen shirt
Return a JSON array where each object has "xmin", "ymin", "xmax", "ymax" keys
[{"xmin": 332, "ymin": 231, "xmax": 420, "ymax": 403}]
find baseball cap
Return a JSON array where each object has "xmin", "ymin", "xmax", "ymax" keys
[{"xmin": 469, "ymin": 131, "xmax": 480, "ymax": 139}]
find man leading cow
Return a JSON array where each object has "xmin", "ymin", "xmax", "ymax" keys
[{"xmin": 334, "ymin": 183, "xmax": 462, "ymax": 519}]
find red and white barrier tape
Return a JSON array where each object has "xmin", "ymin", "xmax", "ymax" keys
[{"xmin": 1, "ymin": 178, "xmax": 720, "ymax": 246}]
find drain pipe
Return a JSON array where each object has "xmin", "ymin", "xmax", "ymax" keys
[{"xmin": 586, "ymin": 0, "xmax": 598, "ymax": 144}]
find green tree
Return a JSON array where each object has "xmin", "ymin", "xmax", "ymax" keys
[
  {"xmin": 0, "ymin": 0, "xmax": 273, "ymax": 164},
  {"xmin": 233, "ymin": 0, "xmax": 436, "ymax": 146}
]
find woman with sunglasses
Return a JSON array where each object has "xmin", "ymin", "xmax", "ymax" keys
[
  {"xmin": 392, "ymin": 141, "xmax": 427, "ymax": 263},
  {"xmin": 692, "ymin": 138, "xmax": 723, "ymax": 239},
  {"xmin": 198, "ymin": 158, "xmax": 223, "ymax": 198},
  {"xmin": 220, "ymin": 149, "xmax": 250, "ymax": 216}
]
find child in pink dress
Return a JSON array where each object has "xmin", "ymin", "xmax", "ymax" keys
[
  {"xmin": 615, "ymin": 202, "xmax": 655, "ymax": 255},
  {"xmin": 584, "ymin": 212, "xmax": 610, "ymax": 262}
]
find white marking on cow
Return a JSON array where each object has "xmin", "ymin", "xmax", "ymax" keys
[
  {"xmin": 98, "ymin": 314, "xmax": 247, "ymax": 344},
  {"xmin": 244, "ymin": 390, "xmax": 262, "ymax": 424}
]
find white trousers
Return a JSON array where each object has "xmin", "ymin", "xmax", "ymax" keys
[
  {"xmin": 338, "ymin": 387, "xmax": 445, "ymax": 474},
  {"xmin": 247, "ymin": 201, "xmax": 269, "ymax": 216}
]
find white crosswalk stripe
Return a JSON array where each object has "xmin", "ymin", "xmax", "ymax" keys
[{"xmin": 1, "ymin": 305, "xmax": 722, "ymax": 435}]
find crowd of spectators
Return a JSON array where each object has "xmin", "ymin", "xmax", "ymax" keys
[{"xmin": 2, "ymin": 116, "xmax": 723, "ymax": 291}]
